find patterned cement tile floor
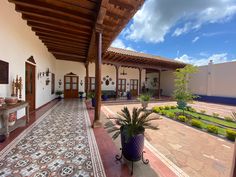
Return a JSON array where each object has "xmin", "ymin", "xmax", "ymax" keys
[
  {"xmin": 103, "ymin": 102, "xmax": 235, "ymax": 177},
  {"xmin": 0, "ymin": 100, "xmax": 106, "ymax": 177}
]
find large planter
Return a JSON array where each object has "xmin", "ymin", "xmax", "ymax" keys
[
  {"xmin": 91, "ymin": 98, "xmax": 96, "ymax": 107},
  {"xmin": 127, "ymin": 92, "xmax": 132, "ymax": 100},
  {"xmin": 141, "ymin": 101, "xmax": 149, "ymax": 109},
  {"xmin": 102, "ymin": 95, "xmax": 108, "ymax": 101},
  {"xmin": 121, "ymin": 130, "xmax": 144, "ymax": 161}
]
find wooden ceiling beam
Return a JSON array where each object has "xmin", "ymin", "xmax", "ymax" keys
[
  {"xmin": 50, "ymin": 51, "xmax": 86, "ymax": 59},
  {"xmin": 35, "ymin": 32, "xmax": 89, "ymax": 44},
  {"xmin": 11, "ymin": 0, "xmax": 95, "ymax": 23},
  {"xmin": 15, "ymin": 5, "xmax": 93, "ymax": 27},
  {"xmin": 55, "ymin": 57, "xmax": 85, "ymax": 63},
  {"xmin": 38, "ymin": 36, "xmax": 89, "ymax": 47},
  {"xmin": 109, "ymin": 0, "xmax": 134, "ymax": 11},
  {"xmin": 41, "ymin": 41, "xmax": 88, "ymax": 50},
  {"xmin": 30, "ymin": 25, "xmax": 90, "ymax": 39},
  {"xmin": 24, "ymin": 15, "xmax": 91, "ymax": 32},
  {"xmin": 46, "ymin": 45, "xmax": 87, "ymax": 52}
]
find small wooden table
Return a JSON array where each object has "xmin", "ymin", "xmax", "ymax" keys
[{"xmin": 0, "ymin": 101, "xmax": 29, "ymax": 137}]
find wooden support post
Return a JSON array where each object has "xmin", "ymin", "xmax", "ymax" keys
[
  {"xmin": 93, "ymin": 31, "xmax": 102, "ymax": 128},
  {"xmin": 85, "ymin": 63, "xmax": 89, "ymax": 99},
  {"xmin": 231, "ymin": 141, "xmax": 236, "ymax": 177},
  {"xmin": 115, "ymin": 65, "xmax": 120, "ymax": 99},
  {"xmin": 139, "ymin": 68, "xmax": 142, "ymax": 95},
  {"xmin": 158, "ymin": 70, "xmax": 161, "ymax": 99}
]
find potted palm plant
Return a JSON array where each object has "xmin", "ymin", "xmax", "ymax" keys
[
  {"xmin": 88, "ymin": 92, "xmax": 96, "ymax": 107},
  {"xmin": 106, "ymin": 107, "xmax": 159, "ymax": 174},
  {"xmin": 138, "ymin": 93, "xmax": 151, "ymax": 109},
  {"xmin": 55, "ymin": 90, "xmax": 63, "ymax": 99}
]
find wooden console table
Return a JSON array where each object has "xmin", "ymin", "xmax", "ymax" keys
[{"xmin": 0, "ymin": 101, "xmax": 29, "ymax": 137}]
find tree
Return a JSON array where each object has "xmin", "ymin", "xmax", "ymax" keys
[{"xmin": 173, "ymin": 65, "xmax": 198, "ymax": 113}]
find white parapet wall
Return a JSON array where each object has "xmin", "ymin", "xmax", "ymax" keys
[{"xmin": 189, "ymin": 61, "xmax": 236, "ymax": 98}]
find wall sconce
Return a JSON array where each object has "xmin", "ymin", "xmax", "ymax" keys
[
  {"xmin": 38, "ymin": 68, "xmax": 50, "ymax": 79},
  {"xmin": 58, "ymin": 79, "xmax": 62, "ymax": 88},
  {"xmin": 80, "ymin": 80, "xmax": 83, "ymax": 86},
  {"xmin": 46, "ymin": 78, "xmax": 50, "ymax": 85}
]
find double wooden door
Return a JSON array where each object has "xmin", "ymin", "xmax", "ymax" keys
[
  {"xmin": 130, "ymin": 79, "xmax": 138, "ymax": 96},
  {"xmin": 25, "ymin": 62, "xmax": 35, "ymax": 112},
  {"xmin": 118, "ymin": 79, "xmax": 126, "ymax": 92},
  {"xmin": 64, "ymin": 75, "xmax": 78, "ymax": 98}
]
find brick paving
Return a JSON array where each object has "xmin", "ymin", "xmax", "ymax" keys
[{"xmin": 103, "ymin": 101, "xmax": 236, "ymax": 177}]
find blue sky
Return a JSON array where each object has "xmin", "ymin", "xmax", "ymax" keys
[{"xmin": 111, "ymin": 0, "xmax": 236, "ymax": 66}]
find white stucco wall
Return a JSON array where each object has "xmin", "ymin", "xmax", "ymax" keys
[
  {"xmin": 0, "ymin": 1, "xmax": 57, "ymax": 120},
  {"xmin": 55, "ymin": 60, "xmax": 86, "ymax": 94},
  {"xmin": 189, "ymin": 61, "xmax": 236, "ymax": 98},
  {"xmin": 160, "ymin": 70, "xmax": 175, "ymax": 96}
]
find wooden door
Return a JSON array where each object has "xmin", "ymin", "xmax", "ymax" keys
[
  {"xmin": 64, "ymin": 75, "xmax": 78, "ymax": 98},
  {"xmin": 25, "ymin": 62, "xmax": 35, "ymax": 112},
  {"xmin": 88, "ymin": 77, "xmax": 95, "ymax": 92},
  {"xmin": 130, "ymin": 79, "xmax": 138, "ymax": 96},
  {"xmin": 118, "ymin": 79, "xmax": 126, "ymax": 92}
]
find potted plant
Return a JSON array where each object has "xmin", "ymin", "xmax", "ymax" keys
[
  {"xmin": 79, "ymin": 91, "xmax": 84, "ymax": 99},
  {"xmin": 55, "ymin": 90, "xmax": 63, "ymax": 99},
  {"xmin": 88, "ymin": 92, "xmax": 96, "ymax": 107},
  {"xmin": 127, "ymin": 91, "xmax": 132, "ymax": 100},
  {"xmin": 106, "ymin": 107, "xmax": 159, "ymax": 164},
  {"xmin": 102, "ymin": 92, "xmax": 108, "ymax": 101},
  {"xmin": 139, "ymin": 93, "xmax": 151, "ymax": 109}
]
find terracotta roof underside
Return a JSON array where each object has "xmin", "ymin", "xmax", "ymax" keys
[
  {"xmin": 9, "ymin": 0, "xmax": 144, "ymax": 63},
  {"xmin": 103, "ymin": 47, "xmax": 186, "ymax": 70}
]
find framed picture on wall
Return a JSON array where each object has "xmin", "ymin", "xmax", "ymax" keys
[{"xmin": 0, "ymin": 60, "xmax": 9, "ymax": 84}]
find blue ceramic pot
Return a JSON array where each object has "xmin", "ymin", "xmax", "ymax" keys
[
  {"xmin": 102, "ymin": 95, "xmax": 108, "ymax": 101},
  {"xmin": 92, "ymin": 98, "xmax": 96, "ymax": 107},
  {"xmin": 121, "ymin": 130, "xmax": 144, "ymax": 161}
]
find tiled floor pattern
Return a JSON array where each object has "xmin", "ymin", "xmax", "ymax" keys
[{"xmin": 0, "ymin": 100, "xmax": 106, "ymax": 177}]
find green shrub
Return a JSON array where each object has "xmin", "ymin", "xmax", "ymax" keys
[
  {"xmin": 212, "ymin": 112, "xmax": 219, "ymax": 117},
  {"xmin": 226, "ymin": 129, "xmax": 236, "ymax": 141},
  {"xmin": 225, "ymin": 116, "xmax": 233, "ymax": 122},
  {"xmin": 159, "ymin": 106, "xmax": 164, "ymax": 110},
  {"xmin": 207, "ymin": 125, "xmax": 218, "ymax": 134},
  {"xmin": 200, "ymin": 110, "xmax": 206, "ymax": 114},
  {"xmin": 191, "ymin": 119, "xmax": 202, "ymax": 128},
  {"xmin": 177, "ymin": 115, "xmax": 188, "ymax": 122},
  {"xmin": 153, "ymin": 106, "xmax": 160, "ymax": 113},
  {"xmin": 166, "ymin": 112, "xmax": 175, "ymax": 119},
  {"xmin": 159, "ymin": 110, "xmax": 166, "ymax": 115},
  {"xmin": 164, "ymin": 106, "xmax": 170, "ymax": 110},
  {"xmin": 188, "ymin": 107, "xmax": 196, "ymax": 112},
  {"xmin": 170, "ymin": 105, "xmax": 176, "ymax": 109}
]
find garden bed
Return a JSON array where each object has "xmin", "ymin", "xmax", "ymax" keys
[{"xmin": 152, "ymin": 105, "xmax": 236, "ymax": 141}]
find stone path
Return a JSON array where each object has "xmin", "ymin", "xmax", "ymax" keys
[
  {"xmin": 0, "ymin": 100, "xmax": 106, "ymax": 177},
  {"xmin": 104, "ymin": 101, "xmax": 235, "ymax": 177}
]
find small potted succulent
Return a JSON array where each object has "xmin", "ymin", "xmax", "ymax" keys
[
  {"xmin": 55, "ymin": 90, "xmax": 63, "ymax": 99},
  {"xmin": 106, "ymin": 107, "xmax": 159, "ymax": 163},
  {"xmin": 139, "ymin": 93, "xmax": 151, "ymax": 109},
  {"xmin": 88, "ymin": 92, "xmax": 96, "ymax": 107}
]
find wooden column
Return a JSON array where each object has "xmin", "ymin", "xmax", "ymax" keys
[
  {"xmin": 158, "ymin": 70, "xmax": 161, "ymax": 99},
  {"xmin": 231, "ymin": 142, "xmax": 236, "ymax": 177},
  {"xmin": 85, "ymin": 63, "xmax": 89, "ymax": 99},
  {"xmin": 115, "ymin": 65, "xmax": 120, "ymax": 99},
  {"xmin": 139, "ymin": 68, "xmax": 142, "ymax": 95},
  {"xmin": 93, "ymin": 31, "xmax": 102, "ymax": 128}
]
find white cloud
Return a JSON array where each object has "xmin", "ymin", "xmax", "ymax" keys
[
  {"xmin": 125, "ymin": 0, "xmax": 236, "ymax": 43},
  {"xmin": 192, "ymin": 36, "xmax": 200, "ymax": 43},
  {"xmin": 175, "ymin": 53, "xmax": 233, "ymax": 66},
  {"xmin": 111, "ymin": 38, "xmax": 135, "ymax": 51}
]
